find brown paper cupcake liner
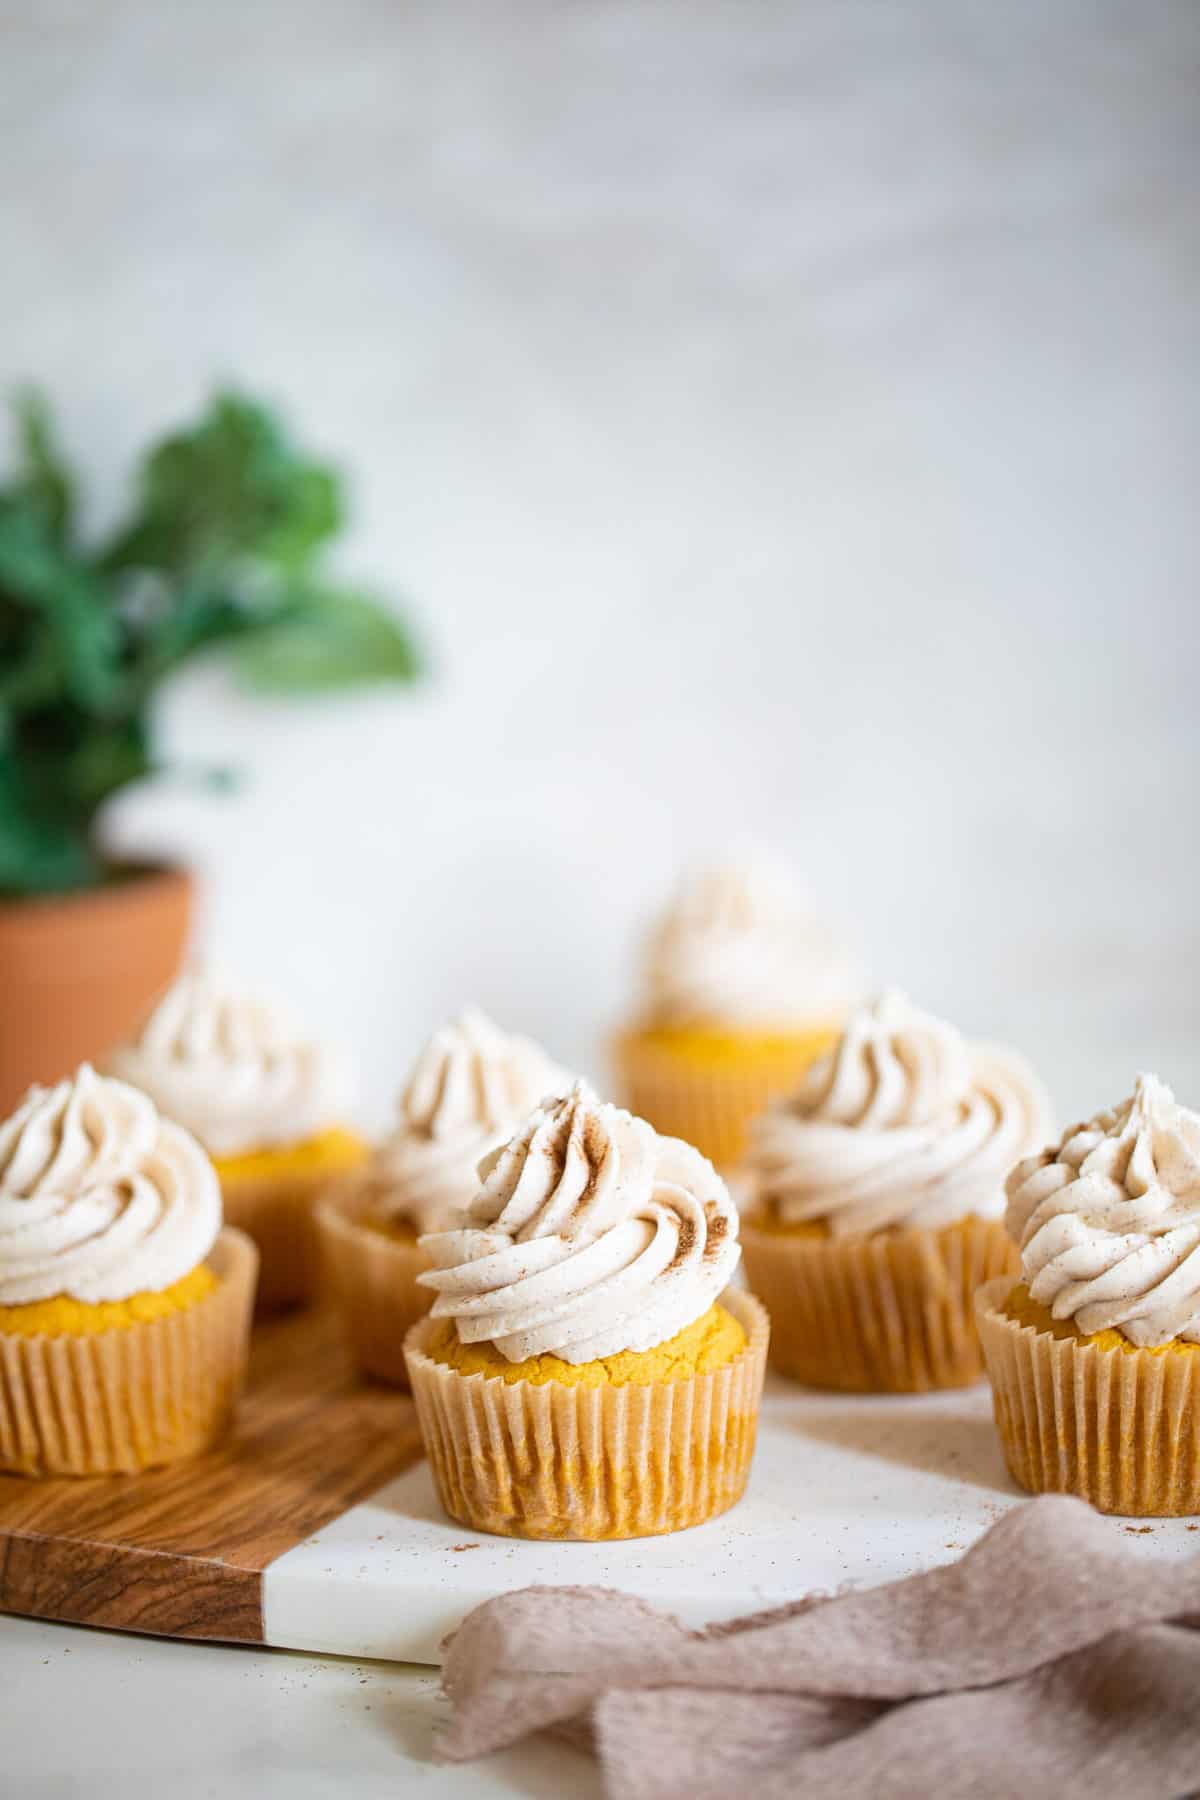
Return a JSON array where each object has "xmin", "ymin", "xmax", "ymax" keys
[
  {"xmin": 314, "ymin": 1184, "xmax": 432, "ymax": 1387},
  {"xmin": 976, "ymin": 1276, "xmax": 1200, "ymax": 1516},
  {"xmin": 404, "ymin": 1288, "xmax": 769, "ymax": 1540},
  {"xmin": 0, "ymin": 1228, "xmax": 258, "ymax": 1478},
  {"xmin": 741, "ymin": 1213, "xmax": 1018, "ymax": 1392},
  {"xmin": 612, "ymin": 1028, "xmax": 836, "ymax": 1170},
  {"xmin": 220, "ymin": 1163, "xmax": 333, "ymax": 1312}
]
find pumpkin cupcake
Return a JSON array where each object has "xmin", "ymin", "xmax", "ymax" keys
[
  {"xmin": 612, "ymin": 861, "xmax": 860, "ymax": 1171},
  {"xmin": 315, "ymin": 1009, "xmax": 569, "ymax": 1385},
  {"xmin": 107, "ymin": 964, "xmax": 365, "ymax": 1310},
  {"xmin": 405, "ymin": 1082, "xmax": 767, "ymax": 1540},
  {"xmin": 740, "ymin": 990, "xmax": 1051, "ymax": 1391},
  {"xmin": 0, "ymin": 1063, "xmax": 256, "ymax": 1476},
  {"xmin": 978, "ymin": 1073, "xmax": 1200, "ymax": 1516}
]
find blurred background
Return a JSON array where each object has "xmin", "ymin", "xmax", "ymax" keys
[{"xmin": 2, "ymin": 0, "xmax": 1196, "ymax": 1126}]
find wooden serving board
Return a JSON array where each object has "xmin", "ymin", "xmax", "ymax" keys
[{"xmin": 0, "ymin": 1307, "xmax": 423, "ymax": 1646}]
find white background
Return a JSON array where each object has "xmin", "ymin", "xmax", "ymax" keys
[{"xmin": 3, "ymin": 1, "xmax": 1197, "ymax": 1130}]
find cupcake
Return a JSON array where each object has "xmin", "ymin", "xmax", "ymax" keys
[
  {"xmin": 316, "ymin": 1008, "xmax": 569, "ymax": 1385},
  {"xmin": 977, "ymin": 1073, "xmax": 1200, "ymax": 1516},
  {"xmin": 0, "ymin": 1064, "xmax": 256, "ymax": 1475},
  {"xmin": 612, "ymin": 860, "xmax": 860, "ymax": 1170},
  {"xmin": 404, "ymin": 1082, "xmax": 767, "ymax": 1540},
  {"xmin": 107, "ymin": 964, "xmax": 365, "ymax": 1310},
  {"xmin": 740, "ymin": 990, "xmax": 1052, "ymax": 1391}
]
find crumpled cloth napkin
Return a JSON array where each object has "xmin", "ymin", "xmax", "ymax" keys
[{"xmin": 435, "ymin": 1497, "xmax": 1200, "ymax": 1799}]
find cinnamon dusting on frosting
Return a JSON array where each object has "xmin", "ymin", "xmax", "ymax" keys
[
  {"xmin": 747, "ymin": 991, "xmax": 1052, "ymax": 1234},
  {"xmin": 0, "ymin": 1065, "xmax": 221, "ymax": 1304},
  {"xmin": 1006, "ymin": 1073, "xmax": 1200, "ymax": 1346},
  {"xmin": 352, "ymin": 1010, "xmax": 568, "ymax": 1236},
  {"xmin": 418, "ymin": 1083, "xmax": 741, "ymax": 1363},
  {"xmin": 105, "ymin": 962, "xmax": 348, "ymax": 1156}
]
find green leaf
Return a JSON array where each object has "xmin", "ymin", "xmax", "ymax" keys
[
  {"xmin": 0, "ymin": 753, "xmax": 100, "ymax": 894},
  {"xmin": 0, "ymin": 498, "xmax": 122, "ymax": 710},
  {"xmin": 61, "ymin": 716, "xmax": 153, "ymax": 814},
  {"xmin": 233, "ymin": 583, "xmax": 422, "ymax": 693},
  {"xmin": 100, "ymin": 391, "xmax": 343, "ymax": 577},
  {"xmin": 0, "ymin": 630, "xmax": 62, "ymax": 712},
  {"xmin": 0, "ymin": 493, "xmax": 69, "ymax": 594},
  {"xmin": 118, "ymin": 571, "xmax": 280, "ymax": 702},
  {"xmin": 10, "ymin": 388, "xmax": 74, "ymax": 545},
  {"xmin": 258, "ymin": 463, "xmax": 340, "ymax": 571},
  {"xmin": 0, "ymin": 383, "xmax": 425, "ymax": 891}
]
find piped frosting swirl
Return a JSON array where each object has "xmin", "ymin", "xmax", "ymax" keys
[
  {"xmin": 1006, "ymin": 1073, "xmax": 1200, "ymax": 1346},
  {"xmin": 0, "ymin": 1064, "xmax": 221, "ymax": 1303},
  {"xmin": 107, "ymin": 964, "xmax": 349, "ymax": 1156},
  {"xmin": 418, "ymin": 1082, "xmax": 741, "ymax": 1362},
  {"xmin": 638, "ymin": 861, "xmax": 860, "ymax": 1029},
  {"xmin": 360, "ymin": 1009, "xmax": 570, "ymax": 1235},
  {"xmin": 748, "ymin": 990, "xmax": 1053, "ymax": 1233}
]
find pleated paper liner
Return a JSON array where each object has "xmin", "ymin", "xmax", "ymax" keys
[
  {"xmin": 314, "ymin": 1184, "xmax": 432, "ymax": 1387},
  {"xmin": 221, "ymin": 1163, "xmax": 338, "ymax": 1312},
  {"xmin": 975, "ymin": 1276, "xmax": 1200, "ymax": 1517},
  {"xmin": 612, "ymin": 1026, "xmax": 837, "ymax": 1170},
  {"xmin": 404, "ymin": 1288, "xmax": 769, "ymax": 1541},
  {"xmin": 0, "ymin": 1228, "xmax": 257, "ymax": 1478},
  {"xmin": 740, "ymin": 1213, "xmax": 1018, "ymax": 1392}
]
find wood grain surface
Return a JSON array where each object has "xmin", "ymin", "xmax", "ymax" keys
[{"xmin": 0, "ymin": 1308, "xmax": 423, "ymax": 1644}]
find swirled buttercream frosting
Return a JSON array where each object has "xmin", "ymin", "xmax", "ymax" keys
[
  {"xmin": 1006, "ymin": 1073, "xmax": 1200, "ymax": 1346},
  {"xmin": 0, "ymin": 1064, "xmax": 221, "ymax": 1303},
  {"xmin": 748, "ymin": 990, "xmax": 1053, "ymax": 1233},
  {"xmin": 360, "ymin": 1009, "xmax": 570, "ymax": 1235},
  {"xmin": 107, "ymin": 964, "xmax": 349, "ymax": 1156},
  {"xmin": 418, "ymin": 1082, "xmax": 741, "ymax": 1362},
  {"xmin": 638, "ymin": 861, "xmax": 861, "ymax": 1029}
]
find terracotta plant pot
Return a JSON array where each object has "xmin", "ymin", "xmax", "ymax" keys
[{"xmin": 0, "ymin": 864, "xmax": 193, "ymax": 1115}]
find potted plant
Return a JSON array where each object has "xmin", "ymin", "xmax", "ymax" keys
[{"xmin": 0, "ymin": 388, "xmax": 421, "ymax": 1111}]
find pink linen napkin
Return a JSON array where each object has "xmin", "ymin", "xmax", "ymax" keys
[{"xmin": 435, "ymin": 1497, "xmax": 1200, "ymax": 1799}]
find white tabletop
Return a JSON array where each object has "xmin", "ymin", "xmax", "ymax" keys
[{"xmin": 0, "ymin": 1612, "xmax": 600, "ymax": 1800}]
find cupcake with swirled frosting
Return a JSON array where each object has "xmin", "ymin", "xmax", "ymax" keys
[
  {"xmin": 0, "ymin": 1064, "xmax": 256, "ymax": 1475},
  {"xmin": 403, "ymin": 1082, "xmax": 768, "ymax": 1539},
  {"xmin": 315, "ymin": 1009, "xmax": 570, "ymax": 1385},
  {"xmin": 107, "ymin": 964, "xmax": 365, "ymax": 1310},
  {"xmin": 977, "ymin": 1074, "xmax": 1200, "ymax": 1516},
  {"xmin": 612, "ymin": 861, "xmax": 862, "ymax": 1171},
  {"xmin": 740, "ymin": 990, "xmax": 1052, "ymax": 1392}
]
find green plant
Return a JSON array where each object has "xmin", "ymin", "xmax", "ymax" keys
[{"xmin": 0, "ymin": 388, "xmax": 422, "ymax": 896}]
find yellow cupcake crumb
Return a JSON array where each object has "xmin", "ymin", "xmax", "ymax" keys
[
  {"xmin": 747, "ymin": 1212, "xmax": 831, "ymax": 1238},
  {"xmin": 427, "ymin": 1302, "xmax": 747, "ymax": 1388},
  {"xmin": 626, "ymin": 1023, "xmax": 838, "ymax": 1070},
  {"xmin": 749, "ymin": 1211, "xmax": 991, "ymax": 1242},
  {"xmin": 213, "ymin": 1126, "xmax": 368, "ymax": 1185},
  {"xmin": 1004, "ymin": 1282, "xmax": 1200, "ymax": 1357},
  {"xmin": 0, "ymin": 1264, "xmax": 217, "ymax": 1338}
]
